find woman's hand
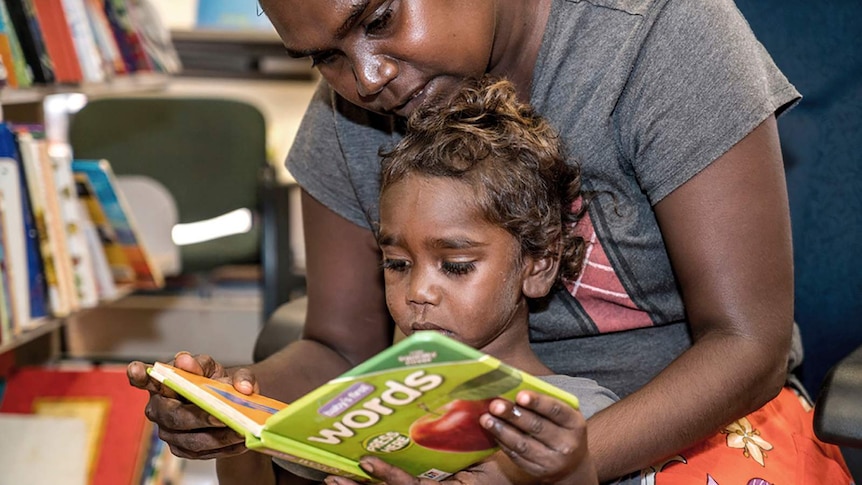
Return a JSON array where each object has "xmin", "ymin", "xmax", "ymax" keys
[{"xmin": 127, "ymin": 352, "xmax": 258, "ymax": 459}]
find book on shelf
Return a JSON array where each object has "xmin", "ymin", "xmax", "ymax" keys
[
  {"xmin": 0, "ymin": 157, "xmax": 29, "ymax": 335},
  {"xmin": 0, "ymin": 364, "xmax": 154, "ymax": 485},
  {"xmin": 73, "ymin": 169, "xmax": 132, "ymax": 290},
  {"xmin": 60, "ymin": 0, "xmax": 109, "ymax": 83},
  {"xmin": 50, "ymin": 143, "xmax": 100, "ymax": 307},
  {"xmin": 31, "ymin": 0, "xmax": 84, "ymax": 84},
  {"xmin": 83, "ymin": 0, "xmax": 126, "ymax": 76},
  {"xmin": 15, "ymin": 126, "xmax": 79, "ymax": 316},
  {"xmin": 0, "ymin": 0, "xmax": 27, "ymax": 88},
  {"xmin": 147, "ymin": 331, "xmax": 582, "ymax": 482},
  {"xmin": 0, "ymin": 122, "xmax": 49, "ymax": 323},
  {"xmin": 72, "ymin": 158, "xmax": 164, "ymax": 290},
  {"xmin": 103, "ymin": 0, "xmax": 151, "ymax": 73},
  {"xmin": 3, "ymin": 0, "xmax": 55, "ymax": 84},
  {"xmin": 0, "ymin": 190, "xmax": 20, "ymax": 342}
]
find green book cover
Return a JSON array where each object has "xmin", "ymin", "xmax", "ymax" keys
[{"xmin": 148, "ymin": 332, "xmax": 580, "ymax": 482}]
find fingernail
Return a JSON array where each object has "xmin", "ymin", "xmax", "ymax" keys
[
  {"xmin": 174, "ymin": 351, "xmax": 191, "ymax": 359},
  {"xmin": 237, "ymin": 380, "xmax": 253, "ymax": 394},
  {"xmin": 481, "ymin": 416, "xmax": 494, "ymax": 429},
  {"xmin": 359, "ymin": 458, "xmax": 374, "ymax": 473}
]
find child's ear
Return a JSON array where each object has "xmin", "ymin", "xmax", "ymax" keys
[{"xmin": 522, "ymin": 254, "xmax": 560, "ymax": 299}]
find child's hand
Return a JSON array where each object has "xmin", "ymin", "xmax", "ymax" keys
[{"xmin": 480, "ymin": 390, "xmax": 597, "ymax": 485}]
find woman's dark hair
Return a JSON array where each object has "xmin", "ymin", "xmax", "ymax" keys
[{"xmin": 379, "ymin": 76, "xmax": 588, "ymax": 283}]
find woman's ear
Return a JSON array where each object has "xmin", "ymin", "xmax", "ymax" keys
[{"xmin": 522, "ymin": 254, "xmax": 560, "ymax": 299}]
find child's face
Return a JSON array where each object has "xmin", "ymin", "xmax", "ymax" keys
[
  {"xmin": 378, "ymin": 175, "xmax": 533, "ymax": 353},
  {"xmin": 260, "ymin": 0, "xmax": 496, "ymax": 118}
]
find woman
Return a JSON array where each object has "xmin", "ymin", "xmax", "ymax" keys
[{"xmin": 129, "ymin": 1, "xmax": 843, "ymax": 483}]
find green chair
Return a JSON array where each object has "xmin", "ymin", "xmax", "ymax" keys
[{"xmin": 69, "ymin": 96, "xmax": 304, "ymax": 322}]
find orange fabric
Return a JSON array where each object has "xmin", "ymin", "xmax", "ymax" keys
[{"xmin": 644, "ymin": 387, "xmax": 854, "ymax": 485}]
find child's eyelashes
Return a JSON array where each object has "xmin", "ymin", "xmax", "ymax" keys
[
  {"xmin": 441, "ymin": 261, "xmax": 476, "ymax": 276},
  {"xmin": 381, "ymin": 259, "xmax": 476, "ymax": 276}
]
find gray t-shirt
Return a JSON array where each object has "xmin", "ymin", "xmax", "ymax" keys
[{"xmin": 287, "ymin": 0, "xmax": 801, "ymax": 398}]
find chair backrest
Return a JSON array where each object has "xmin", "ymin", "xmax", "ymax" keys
[{"xmin": 69, "ymin": 96, "xmax": 269, "ymax": 274}]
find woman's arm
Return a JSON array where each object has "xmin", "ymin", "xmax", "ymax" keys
[
  {"xmin": 215, "ymin": 190, "xmax": 393, "ymax": 483},
  {"xmin": 250, "ymin": 190, "xmax": 393, "ymax": 401},
  {"xmin": 588, "ymin": 115, "xmax": 794, "ymax": 480}
]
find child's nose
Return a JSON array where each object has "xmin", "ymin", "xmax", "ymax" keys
[{"xmin": 407, "ymin": 268, "xmax": 441, "ymax": 306}]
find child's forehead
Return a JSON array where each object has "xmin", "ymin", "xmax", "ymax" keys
[{"xmin": 380, "ymin": 176, "xmax": 493, "ymax": 228}]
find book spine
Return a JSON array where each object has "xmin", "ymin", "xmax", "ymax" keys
[
  {"xmin": 0, "ymin": 0, "xmax": 32, "ymax": 87},
  {"xmin": 31, "ymin": 0, "xmax": 83, "ymax": 84},
  {"xmin": 60, "ymin": 0, "xmax": 106, "ymax": 83},
  {"xmin": 0, "ymin": 123, "xmax": 47, "ymax": 321},
  {"xmin": 0, "ymin": 157, "xmax": 30, "ymax": 334},
  {"xmin": 15, "ymin": 128, "xmax": 69, "ymax": 317},
  {"xmin": 3, "ymin": 0, "xmax": 55, "ymax": 84}
]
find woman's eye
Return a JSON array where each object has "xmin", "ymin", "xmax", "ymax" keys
[
  {"xmin": 365, "ymin": 5, "xmax": 394, "ymax": 35},
  {"xmin": 382, "ymin": 259, "xmax": 409, "ymax": 272},
  {"xmin": 310, "ymin": 51, "xmax": 338, "ymax": 67},
  {"xmin": 441, "ymin": 261, "xmax": 475, "ymax": 276}
]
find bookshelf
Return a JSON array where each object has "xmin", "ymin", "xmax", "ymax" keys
[
  {"xmin": 0, "ymin": 72, "xmax": 171, "ymax": 366},
  {"xmin": 0, "ymin": 0, "xmax": 178, "ymax": 366}
]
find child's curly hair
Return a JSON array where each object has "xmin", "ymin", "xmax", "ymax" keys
[{"xmin": 379, "ymin": 76, "xmax": 587, "ymax": 284}]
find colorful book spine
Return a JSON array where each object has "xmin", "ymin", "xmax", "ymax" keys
[
  {"xmin": 3, "ymin": 0, "xmax": 55, "ymax": 84},
  {"xmin": 31, "ymin": 0, "xmax": 83, "ymax": 84},
  {"xmin": 0, "ymin": 122, "xmax": 47, "ymax": 321},
  {"xmin": 15, "ymin": 127, "xmax": 73, "ymax": 317},
  {"xmin": 83, "ymin": 0, "xmax": 124, "ymax": 75},
  {"xmin": 61, "ymin": 0, "xmax": 107, "ymax": 83},
  {"xmin": 0, "ymin": 0, "xmax": 32, "ymax": 87}
]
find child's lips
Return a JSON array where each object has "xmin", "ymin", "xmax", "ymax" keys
[{"xmin": 411, "ymin": 322, "xmax": 454, "ymax": 336}]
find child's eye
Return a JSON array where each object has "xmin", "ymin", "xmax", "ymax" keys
[
  {"xmin": 365, "ymin": 3, "xmax": 394, "ymax": 35},
  {"xmin": 382, "ymin": 259, "xmax": 409, "ymax": 272},
  {"xmin": 441, "ymin": 261, "xmax": 475, "ymax": 276}
]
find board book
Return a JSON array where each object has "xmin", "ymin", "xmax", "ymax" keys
[{"xmin": 147, "ymin": 331, "xmax": 580, "ymax": 482}]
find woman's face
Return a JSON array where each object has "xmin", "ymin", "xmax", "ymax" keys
[
  {"xmin": 377, "ymin": 175, "xmax": 533, "ymax": 355},
  {"xmin": 260, "ymin": 0, "xmax": 497, "ymax": 117}
]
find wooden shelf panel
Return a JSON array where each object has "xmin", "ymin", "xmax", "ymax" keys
[
  {"xmin": 0, "ymin": 285, "xmax": 135, "ymax": 356},
  {"xmin": 0, "ymin": 73, "xmax": 170, "ymax": 106}
]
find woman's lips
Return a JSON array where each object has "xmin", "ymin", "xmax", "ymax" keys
[{"xmin": 393, "ymin": 87, "xmax": 426, "ymax": 117}]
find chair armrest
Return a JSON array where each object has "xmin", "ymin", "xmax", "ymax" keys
[
  {"xmin": 814, "ymin": 344, "xmax": 862, "ymax": 447},
  {"xmin": 259, "ymin": 166, "xmax": 306, "ymax": 322},
  {"xmin": 253, "ymin": 296, "xmax": 307, "ymax": 363}
]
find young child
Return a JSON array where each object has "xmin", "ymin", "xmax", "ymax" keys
[
  {"xmin": 318, "ymin": 77, "xmax": 630, "ymax": 485},
  {"xmin": 321, "ymin": 77, "xmax": 853, "ymax": 485}
]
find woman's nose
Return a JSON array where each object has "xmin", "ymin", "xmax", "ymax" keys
[{"xmin": 354, "ymin": 54, "xmax": 397, "ymax": 97}]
